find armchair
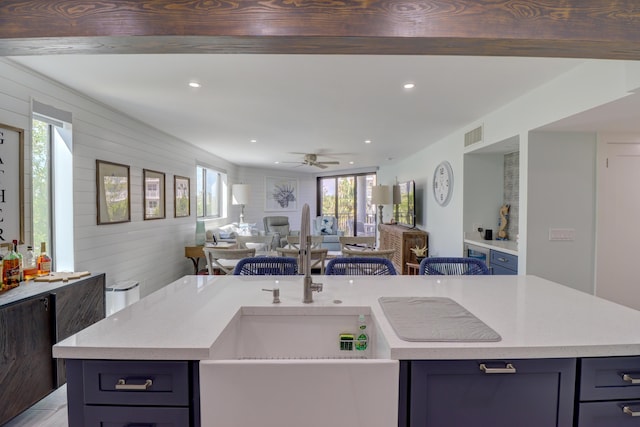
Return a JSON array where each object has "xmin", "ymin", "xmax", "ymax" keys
[
  {"xmin": 312, "ymin": 215, "xmax": 344, "ymax": 251},
  {"xmin": 263, "ymin": 216, "xmax": 293, "ymax": 248}
]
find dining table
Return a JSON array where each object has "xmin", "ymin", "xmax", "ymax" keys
[{"xmin": 184, "ymin": 242, "xmax": 236, "ymax": 274}]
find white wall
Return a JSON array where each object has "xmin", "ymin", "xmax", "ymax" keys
[
  {"xmin": 527, "ymin": 131, "xmax": 597, "ymax": 294},
  {"xmin": 463, "ymin": 153, "xmax": 505, "ymax": 239},
  {"xmin": 1, "ymin": 58, "xmax": 238, "ymax": 297},
  {"xmin": 380, "ymin": 134, "xmax": 464, "ymax": 257},
  {"xmin": 378, "ymin": 60, "xmax": 636, "ymax": 292},
  {"xmin": 233, "ymin": 165, "xmax": 316, "ymax": 232}
]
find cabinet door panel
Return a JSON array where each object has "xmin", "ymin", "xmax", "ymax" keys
[
  {"xmin": 410, "ymin": 359, "xmax": 575, "ymax": 427},
  {"xmin": 0, "ymin": 297, "xmax": 54, "ymax": 424},
  {"xmin": 53, "ymin": 274, "xmax": 105, "ymax": 386}
]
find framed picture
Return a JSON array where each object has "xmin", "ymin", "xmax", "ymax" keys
[
  {"xmin": 174, "ymin": 175, "xmax": 190, "ymax": 218},
  {"xmin": 96, "ymin": 160, "xmax": 130, "ymax": 225},
  {"xmin": 265, "ymin": 176, "xmax": 298, "ymax": 211},
  {"xmin": 0, "ymin": 123, "xmax": 25, "ymax": 243},
  {"xmin": 143, "ymin": 169, "xmax": 166, "ymax": 220}
]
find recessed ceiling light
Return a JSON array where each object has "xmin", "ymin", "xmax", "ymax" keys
[
  {"xmin": 250, "ymin": 139, "xmax": 257, "ymax": 143},
  {"xmin": 365, "ymin": 140, "xmax": 372, "ymax": 144},
  {"xmin": 349, "ymin": 161, "xmax": 355, "ymax": 165},
  {"xmin": 188, "ymin": 81, "xmax": 201, "ymax": 88},
  {"xmin": 274, "ymin": 161, "xmax": 280, "ymax": 164},
  {"xmin": 403, "ymin": 82, "xmax": 415, "ymax": 89}
]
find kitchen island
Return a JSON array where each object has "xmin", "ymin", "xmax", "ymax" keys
[{"xmin": 54, "ymin": 274, "xmax": 640, "ymax": 426}]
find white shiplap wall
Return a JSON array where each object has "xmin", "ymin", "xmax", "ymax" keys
[{"xmin": 1, "ymin": 58, "xmax": 239, "ymax": 297}]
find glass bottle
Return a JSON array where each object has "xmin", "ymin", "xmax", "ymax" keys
[
  {"xmin": 14, "ymin": 240, "xmax": 24, "ymax": 282},
  {"xmin": 2, "ymin": 241, "xmax": 21, "ymax": 288},
  {"xmin": 37, "ymin": 242, "xmax": 52, "ymax": 276},
  {"xmin": 23, "ymin": 246, "xmax": 37, "ymax": 280}
]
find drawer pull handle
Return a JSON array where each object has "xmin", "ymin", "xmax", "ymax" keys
[
  {"xmin": 479, "ymin": 363, "xmax": 516, "ymax": 374},
  {"xmin": 623, "ymin": 406, "xmax": 640, "ymax": 417},
  {"xmin": 115, "ymin": 378, "xmax": 153, "ymax": 390},
  {"xmin": 497, "ymin": 257, "xmax": 508, "ymax": 262},
  {"xmin": 623, "ymin": 374, "xmax": 640, "ymax": 384}
]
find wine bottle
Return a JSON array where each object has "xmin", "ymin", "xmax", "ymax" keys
[{"xmin": 37, "ymin": 242, "xmax": 52, "ymax": 276}]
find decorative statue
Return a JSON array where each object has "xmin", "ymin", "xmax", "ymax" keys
[{"xmin": 497, "ymin": 204, "xmax": 510, "ymax": 240}]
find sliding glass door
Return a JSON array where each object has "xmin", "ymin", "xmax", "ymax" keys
[{"xmin": 317, "ymin": 173, "xmax": 377, "ymax": 236}]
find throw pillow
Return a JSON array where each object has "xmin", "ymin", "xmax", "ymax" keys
[{"xmin": 320, "ymin": 216, "xmax": 334, "ymax": 235}]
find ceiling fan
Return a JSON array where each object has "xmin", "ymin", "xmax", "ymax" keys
[{"xmin": 287, "ymin": 153, "xmax": 340, "ymax": 169}]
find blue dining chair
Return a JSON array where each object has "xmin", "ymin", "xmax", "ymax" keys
[
  {"xmin": 325, "ymin": 257, "xmax": 397, "ymax": 275},
  {"xmin": 419, "ymin": 257, "xmax": 490, "ymax": 275},
  {"xmin": 233, "ymin": 256, "xmax": 298, "ymax": 275}
]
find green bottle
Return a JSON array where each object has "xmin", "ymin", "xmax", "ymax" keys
[{"xmin": 355, "ymin": 314, "xmax": 368, "ymax": 351}]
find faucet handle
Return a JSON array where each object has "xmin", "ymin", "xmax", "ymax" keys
[{"xmin": 262, "ymin": 288, "xmax": 281, "ymax": 304}]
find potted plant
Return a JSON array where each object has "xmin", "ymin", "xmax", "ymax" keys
[{"xmin": 410, "ymin": 244, "xmax": 427, "ymax": 264}]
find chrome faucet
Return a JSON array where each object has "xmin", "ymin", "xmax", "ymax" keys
[{"xmin": 302, "ymin": 235, "xmax": 323, "ymax": 303}]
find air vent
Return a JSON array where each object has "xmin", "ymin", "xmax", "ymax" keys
[{"xmin": 464, "ymin": 125, "xmax": 483, "ymax": 147}]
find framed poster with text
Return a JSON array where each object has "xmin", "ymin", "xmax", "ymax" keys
[{"xmin": 0, "ymin": 123, "xmax": 25, "ymax": 244}]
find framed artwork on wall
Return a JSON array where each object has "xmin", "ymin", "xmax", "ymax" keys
[
  {"xmin": 265, "ymin": 176, "xmax": 298, "ymax": 211},
  {"xmin": 174, "ymin": 175, "xmax": 190, "ymax": 218},
  {"xmin": 143, "ymin": 169, "xmax": 166, "ymax": 220},
  {"xmin": 96, "ymin": 160, "xmax": 130, "ymax": 225},
  {"xmin": 0, "ymin": 123, "xmax": 25, "ymax": 243}
]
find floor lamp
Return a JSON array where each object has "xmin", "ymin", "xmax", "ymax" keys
[{"xmin": 231, "ymin": 184, "xmax": 250, "ymax": 224}]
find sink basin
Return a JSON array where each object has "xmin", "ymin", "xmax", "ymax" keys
[
  {"xmin": 209, "ymin": 305, "xmax": 386, "ymax": 360},
  {"xmin": 200, "ymin": 306, "xmax": 399, "ymax": 427}
]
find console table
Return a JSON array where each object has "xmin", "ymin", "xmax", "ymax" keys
[{"xmin": 379, "ymin": 224, "xmax": 428, "ymax": 274}]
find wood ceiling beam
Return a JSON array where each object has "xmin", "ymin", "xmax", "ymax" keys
[{"xmin": 1, "ymin": 0, "xmax": 639, "ymax": 59}]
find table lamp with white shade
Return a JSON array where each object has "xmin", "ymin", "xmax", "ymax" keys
[
  {"xmin": 231, "ymin": 184, "xmax": 250, "ymax": 224},
  {"xmin": 371, "ymin": 185, "xmax": 392, "ymax": 229}
]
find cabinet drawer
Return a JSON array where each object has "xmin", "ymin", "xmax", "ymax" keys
[
  {"xmin": 490, "ymin": 250, "xmax": 518, "ymax": 272},
  {"xmin": 578, "ymin": 401, "xmax": 640, "ymax": 427},
  {"xmin": 491, "ymin": 264, "xmax": 518, "ymax": 275},
  {"xmin": 84, "ymin": 405, "xmax": 190, "ymax": 426},
  {"xmin": 83, "ymin": 360, "xmax": 189, "ymax": 406},
  {"xmin": 580, "ymin": 356, "xmax": 640, "ymax": 401}
]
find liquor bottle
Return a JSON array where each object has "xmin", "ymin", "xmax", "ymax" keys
[
  {"xmin": 23, "ymin": 246, "xmax": 37, "ymax": 280},
  {"xmin": 2, "ymin": 241, "xmax": 21, "ymax": 288},
  {"xmin": 37, "ymin": 242, "xmax": 52, "ymax": 276},
  {"xmin": 14, "ymin": 240, "xmax": 24, "ymax": 282}
]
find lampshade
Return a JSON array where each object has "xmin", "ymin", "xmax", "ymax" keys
[
  {"xmin": 231, "ymin": 184, "xmax": 250, "ymax": 205},
  {"xmin": 371, "ymin": 185, "xmax": 392, "ymax": 205},
  {"xmin": 392, "ymin": 185, "xmax": 402, "ymax": 205}
]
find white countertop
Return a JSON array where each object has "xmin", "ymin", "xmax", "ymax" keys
[
  {"xmin": 464, "ymin": 236, "xmax": 518, "ymax": 255},
  {"xmin": 53, "ymin": 274, "xmax": 640, "ymax": 361}
]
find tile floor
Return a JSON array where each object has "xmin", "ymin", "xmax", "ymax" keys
[{"xmin": 3, "ymin": 385, "xmax": 68, "ymax": 427}]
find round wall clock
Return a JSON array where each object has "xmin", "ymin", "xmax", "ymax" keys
[{"xmin": 433, "ymin": 161, "xmax": 454, "ymax": 206}]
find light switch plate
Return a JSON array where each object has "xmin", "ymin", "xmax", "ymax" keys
[{"xmin": 549, "ymin": 228, "xmax": 575, "ymax": 241}]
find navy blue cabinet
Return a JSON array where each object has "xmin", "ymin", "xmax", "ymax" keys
[
  {"xmin": 66, "ymin": 359, "xmax": 200, "ymax": 427},
  {"xmin": 577, "ymin": 356, "xmax": 640, "ymax": 426},
  {"xmin": 406, "ymin": 358, "xmax": 576, "ymax": 427},
  {"xmin": 490, "ymin": 250, "xmax": 518, "ymax": 275}
]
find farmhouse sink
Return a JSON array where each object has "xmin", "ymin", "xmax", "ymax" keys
[{"xmin": 200, "ymin": 306, "xmax": 399, "ymax": 427}]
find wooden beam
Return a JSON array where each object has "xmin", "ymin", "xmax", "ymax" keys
[{"xmin": 1, "ymin": 0, "xmax": 640, "ymax": 59}]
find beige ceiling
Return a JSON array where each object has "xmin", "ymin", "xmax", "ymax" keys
[{"xmin": 10, "ymin": 54, "xmax": 595, "ymax": 172}]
